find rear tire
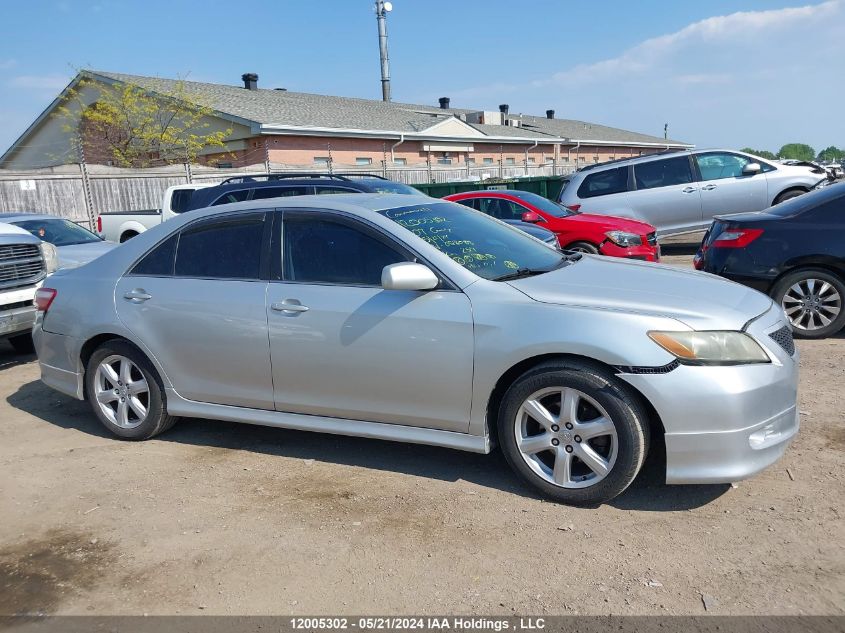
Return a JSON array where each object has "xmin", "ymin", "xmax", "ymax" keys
[
  {"xmin": 8, "ymin": 333, "xmax": 35, "ymax": 355},
  {"xmin": 565, "ymin": 241, "xmax": 599, "ymax": 255},
  {"xmin": 497, "ymin": 360, "xmax": 650, "ymax": 506},
  {"xmin": 119, "ymin": 231, "xmax": 138, "ymax": 243},
  {"xmin": 773, "ymin": 189, "xmax": 806, "ymax": 205},
  {"xmin": 85, "ymin": 340, "xmax": 178, "ymax": 440},
  {"xmin": 771, "ymin": 268, "xmax": 845, "ymax": 339}
]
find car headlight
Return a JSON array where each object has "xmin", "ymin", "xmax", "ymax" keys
[
  {"xmin": 39, "ymin": 242, "xmax": 59, "ymax": 273},
  {"xmin": 648, "ymin": 330, "xmax": 770, "ymax": 365},
  {"xmin": 605, "ymin": 230, "xmax": 642, "ymax": 247}
]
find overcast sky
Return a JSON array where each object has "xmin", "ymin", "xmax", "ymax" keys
[{"xmin": 1, "ymin": 0, "xmax": 843, "ymax": 156}]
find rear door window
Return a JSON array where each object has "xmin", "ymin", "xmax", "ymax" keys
[
  {"xmin": 175, "ymin": 214, "xmax": 265, "ymax": 280},
  {"xmin": 577, "ymin": 167, "xmax": 628, "ymax": 199},
  {"xmin": 634, "ymin": 156, "xmax": 694, "ymax": 190},
  {"xmin": 211, "ymin": 189, "xmax": 250, "ymax": 206}
]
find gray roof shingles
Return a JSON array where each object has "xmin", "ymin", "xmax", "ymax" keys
[{"xmin": 88, "ymin": 71, "xmax": 688, "ymax": 146}]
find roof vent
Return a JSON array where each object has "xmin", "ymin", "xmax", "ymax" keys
[
  {"xmin": 241, "ymin": 73, "xmax": 258, "ymax": 90},
  {"xmin": 438, "ymin": 97, "xmax": 450, "ymax": 109},
  {"xmin": 546, "ymin": 109, "xmax": 555, "ymax": 119},
  {"xmin": 499, "ymin": 104, "xmax": 509, "ymax": 115}
]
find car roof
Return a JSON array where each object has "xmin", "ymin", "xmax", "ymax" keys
[
  {"xmin": 190, "ymin": 192, "xmax": 439, "ymax": 217},
  {"xmin": 187, "ymin": 177, "xmax": 386, "ymax": 209},
  {"xmin": 0, "ymin": 212, "xmax": 59, "ymax": 222}
]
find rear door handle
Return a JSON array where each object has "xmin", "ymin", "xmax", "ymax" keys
[
  {"xmin": 124, "ymin": 289, "xmax": 152, "ymax": 303},
  {"xmin": 702, "ymin": 184, "xmax": 717, "ymax": 191},
  {"xmin": 271, "ymin": 299, "xmax": 309, "ymax": 314},
  {"xmin": 681, "ymin": 187, "xmax": 699, "ymax": 194}
]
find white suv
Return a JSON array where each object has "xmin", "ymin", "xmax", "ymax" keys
[{"xmin": 558, "ymin": 149, "xmax": 828, "ymax": 236}]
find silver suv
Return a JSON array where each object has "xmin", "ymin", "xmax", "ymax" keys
[{"xmin": 558, "ymin": 149, "xmax": 828, "ymax": 236}]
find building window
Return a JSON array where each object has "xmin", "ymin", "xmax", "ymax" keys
[
  {"xmin": 393, "ymin": 158, "xmax": 407, "ymax": 166},
  {"xmin": 505, "ymin": 158, "xmax": 516, "ymax": 166},
  {"xmin": 467, "ymin": 157, "xmax": 476, "ymax": 165},
  {"xmin": 609, "ymin": 156, "xmax": 616, "ymax": 161},
  {"xmin": 437, "ymin": 157, "xmax": 452, "ymax": 165},
  {"xmin": 545, "ymin": 157, "xmax": 554, "ymax": 164},
  {"xmin": 527, "ymin": 157, "xmax": 536, "ymax": 164},
  {"xmin": 356, "ymin": 157, "xmax": 373, "ymax": 165},
  {"xmin": 313, "ymin": 157, "xmax": 330, "ymax": 165},
  {"xmin": 483, "ymin": 157, "xmax": 494, "ymax": 165},
  {"xmin": 216, "ymin": 162, "xmax": 233, "ymax": 169},
  {"xmin": 593, "ymin": 156, "xmax": 600, "ymax": 163}
]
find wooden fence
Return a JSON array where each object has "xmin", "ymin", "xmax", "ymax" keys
[{"xmin": 0, "ymin": 161, "xmax": 577, "ymax": 229}]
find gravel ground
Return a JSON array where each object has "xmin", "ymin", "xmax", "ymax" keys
[{"xmin": 1, "ymin": 244, "xmax": 843, "ymax": 616}]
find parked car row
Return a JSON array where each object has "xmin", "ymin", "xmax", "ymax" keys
[{"xmin": 33, "ymin": 193, "xmax": 799, "ymax": 507}]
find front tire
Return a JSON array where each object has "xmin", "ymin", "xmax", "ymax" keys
[
  {"xmin": 565, "ymin": 241, "xmax": 599, "ymax": 255},
  {"xmin": 85, "ymin": 340, "xmax": 177, "ymax": 440},
  {"xmin": 773, "ymin": 189, "xmax": 806, "ymax": 205},
  {"xmin": 8, "ymin": 333, "xmax": 35, "ymax": 355},
  {"xmin": 771, "ymin": 268, "xmax": 845, "ymax": 339},
  {"xmin": 497, "ymin": 360, "xmax": 650, "ymax": 506}
]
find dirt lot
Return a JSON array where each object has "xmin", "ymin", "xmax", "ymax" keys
[{"xmin": 1, "ymin": 241, "xmax": 843, "ymax": 617}]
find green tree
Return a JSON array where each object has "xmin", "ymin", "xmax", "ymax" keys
[
  {"xmin": 57, "ymin": 76, "xmax": 233, "ymax": 167},
  {"xmin": 777, "ymin": 143, "xmax": 816, "ymax": 162},
  {"xmin": 740, "ymin": 148, "xmax": 777, "ymax": 160},
  {"xmin": 817, "ymin": 146, "xmax": 844, "ymax": 162}
]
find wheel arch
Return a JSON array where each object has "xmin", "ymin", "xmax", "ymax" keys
[
  {"xmin": 485, "ymin": 353, "xmax": 665, "ymax": 450},
  {"xmin": 769, "ymin": 261, "xmax": 845, "ymax": 295},
  {"xmin": 771, "ymin": 186, "xmax": 809, "ymax": 205},
  {"xmin": 79, "ymin": 332, "xmax": 171, "ymax": 398}
]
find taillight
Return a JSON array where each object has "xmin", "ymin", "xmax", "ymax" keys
[
  {"xmin": 96, "ymin": 216, "xmax": 102, "ymax": 233},
  {"xmin": 711, "ymin": 228, "xmax": 764, "ymax": 248},
  {"xmin": 564, "ymin": 204, "xmax": 581, "ymax": 212},
  {"xmin": 35, "ymin": 288, "xmax": 57, "ymax": 313}
]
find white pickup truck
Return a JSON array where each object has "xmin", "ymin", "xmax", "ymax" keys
[{"xmin": 98, "ymin": 183, "xmax": 211, "ymax": 243}]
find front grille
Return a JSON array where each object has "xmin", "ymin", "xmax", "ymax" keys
[
  {"xmin": 646, "ymin": 232, "xmax": 658, "ymax": 246},
  {"xmin": 0, "ymin": 244, "xmax": 45, "ymax": 288},
  {"xmin": 769, "ymin": 325, "xmax": 795, "ymax": 356}
]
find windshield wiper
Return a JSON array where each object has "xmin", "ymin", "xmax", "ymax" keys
[
  {"xmin": 492, "ymin": 267, "xmax": 553, "ymax": 282},
  {"xmin": 492, "ymin": 253, "xmax": 581, "ymax": 282}
]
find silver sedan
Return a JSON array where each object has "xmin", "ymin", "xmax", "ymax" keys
[{"xmin": 32, "ymin": 194, "xmax": 799, "ymax": 505}]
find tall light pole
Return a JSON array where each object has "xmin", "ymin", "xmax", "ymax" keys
[{"xmin": 375, "ymin": 1, "xmax": 393, "ymax": 101}]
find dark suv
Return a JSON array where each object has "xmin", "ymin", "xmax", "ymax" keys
[{"xmin": 186, "ymin": 174, "xmax": 422, "ymax": 211}]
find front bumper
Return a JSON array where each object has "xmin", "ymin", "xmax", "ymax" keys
[
  {"xmin": 599, "ymin": 240, "xmax": 660, "ymax": 262},
  {"xmin": 620, "ymin": 311, "xmax": 799, "ymax": 484},
  {"xmin": 1, "ymin": 285, "xmax": 38, "ymax": 338}
]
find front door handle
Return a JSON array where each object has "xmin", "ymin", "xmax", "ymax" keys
[
  {"xmin": 702, "ymin": 184, "xmax": 717, "ymax": 191},
  {"xmin": 271, "ymin": 299, "xmax": 310, "ymax": 314},
  {"xmin": 124, "ymin": 289, "xmax": 152, "ymax": 303},
  {"xmin": 681, "ymin": 186, "xmax": 699, "ymax": 194}
]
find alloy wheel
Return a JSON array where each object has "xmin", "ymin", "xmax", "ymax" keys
[
  {"xmin": 514, "ymin": 386, "xmax": 618, "ymax": 489},
  {"xmin": 94, "ymin": 355, "xmax": 150, "ymax": 429},
  {"xmin": 782, "ymin": 278, "xmax": 842, "ymax": 331}
]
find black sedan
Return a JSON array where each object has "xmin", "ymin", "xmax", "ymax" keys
[{"xmin": 695, "ymin": 182, "xmax": 845, "ymax": 339}]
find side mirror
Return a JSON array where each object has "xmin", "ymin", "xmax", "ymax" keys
[
  {"xmin": 742, "ymin": 162, "xmax": 762, "ymax": 175},
  {"xmin": 381, "ymin": 262, "xmax": 439, "ymax": 291},
  {"xmin": 521, "ymin": 211, "xmax": 541, "ymax": 223}
]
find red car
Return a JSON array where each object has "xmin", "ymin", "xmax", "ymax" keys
[{"xmin": 444, "ymin": 190, "xmax": 660, "ymax": 261}]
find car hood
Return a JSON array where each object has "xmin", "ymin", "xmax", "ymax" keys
[
  {"xmin": 562, "ymin": 213, "xmax": 655, "ymax": 235},
  {"xmin": 506, "ymin": 255, "xmax": 773, "ymax": 330},
  {"xmin": 56, "ymin": 240, "xmax": 118, "ymax": 269}
]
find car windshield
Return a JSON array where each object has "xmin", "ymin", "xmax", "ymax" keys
[
  {"xmin": 378, "ymin": 202, "xmax": 567, "ymax": 281},
  {"xmin": 508, "ymin": 191, "xmax": 576, "ymax": 217},
  {"xmin": 359, "ymin": 179, "xmax": 421, "ymax": 195},
  {"xmin": 13, "ymin": 218, "xmax": 102, "ymax": 246}
]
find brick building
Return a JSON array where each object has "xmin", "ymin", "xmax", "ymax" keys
[{"xmin": 0, "ymin": 70, "xmax": 692, "ymax": 170}]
